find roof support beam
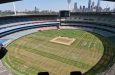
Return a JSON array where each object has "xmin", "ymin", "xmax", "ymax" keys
[
  {"xmin": 0, "ymin": 0, "xmax": 21, "ymax": 4},
  {"xmin": 102, "ymin": 0, "xmax": 115, "ymax": 2}
]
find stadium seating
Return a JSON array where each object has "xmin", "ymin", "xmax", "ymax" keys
[
  {"xmin": 0, "ymin": 15, "xmax": 58, "ymax": 25},
  {"xmin": 63, "ymin": 13, "xmax": 115, "ymax": 75},
  {"xmin": 0, "ymin": 13, "xmax": 115, "ymax": 75}
]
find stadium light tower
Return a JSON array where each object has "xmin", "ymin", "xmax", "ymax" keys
[
  {"xmin": 13, "ymin": 2, "xmax": 17, "ymax": 15},
  {"xmin": 67, "ymin": 0, "xmax": 71, "ymax": 11}
]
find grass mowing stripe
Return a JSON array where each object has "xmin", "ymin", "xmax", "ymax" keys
[
  {"xmin": 3, "ymin": 29, "xmax": 104, "ymax": 75},
  {"xmin": 12, "ymin": 40, "xmax": 101, "ymax": 64},
  {"xmin": 4, "ymin": 55, "xmax": 49, "ymax": 75},
  {"xmin": 3, "ymin": 57, "xmax": 26, "ymax": 75},
  {"xmin": 15, "ymin": 44, "xmax": 92, "ymax": 70}
]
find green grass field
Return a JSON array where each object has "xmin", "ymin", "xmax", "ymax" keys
[{"xmin": 2, "ymin": 29, "xmax": 104, "ymax": 75}]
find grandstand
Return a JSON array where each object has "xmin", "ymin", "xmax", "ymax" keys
[
  {"xmin": 62, "ymin": 12, "xmax": 115, "ymax": 75},
  {"xmin": 0, "ymin": 0, "xmax": 115, "ymax": 75}
]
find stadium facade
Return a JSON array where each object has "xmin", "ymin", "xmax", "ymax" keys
[{"xmin": 0, "ymin": 0, "xmax": 115, "ymax": 75}]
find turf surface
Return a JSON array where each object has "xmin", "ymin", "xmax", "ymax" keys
[{"xmin": 2, "ymin": 29, "xmax": 104, "ymax": 75}]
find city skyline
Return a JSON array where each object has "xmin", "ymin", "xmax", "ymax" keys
[
  {"xmin": 73, "ymin": 0, "xmax": 115, "ymax": 12},
  {"xmin": 0, "ymin": 0, "xmax": 115, "ymax": 11}
]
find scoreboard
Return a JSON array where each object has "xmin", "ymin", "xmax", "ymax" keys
[{"xmin": 59, "ymin": 10, "xmax": 70, "ymax": 17}]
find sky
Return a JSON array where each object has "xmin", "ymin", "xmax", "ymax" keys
[{"xmin": 0, "ymin": 0, "xmax": 115, "ymax": 11}]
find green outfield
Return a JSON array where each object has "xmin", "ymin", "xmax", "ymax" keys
[{"xmin": 2, "ymin": 29, "xmax": 104, "ymax": 75}]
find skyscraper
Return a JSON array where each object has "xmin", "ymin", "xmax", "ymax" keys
[
  {"xmin": 96, "ymin": 0, "xmax": 100, "ymax": 12},
  {"xmin": 88, "ymin": 0, "xmax": 91, "ymax": 10},
  {"xmin": 67, "ymin": 0, "xmax": 71, "ymax": 11},
  {"xmin": 91, "ymin": 2, "xmax": 95, "ymax": 8},
  {"xmin": 34, "ymin": 6, "xmax": 39, "ymax": 13},
  {"xmin": 80, "ymin": 5, "xmax": 82, "ymax": 12},
  {"xmin": 83, "ymin": 6, "xmax": 86, "ymax": 12},
  {"xmin": 74, "ymin": 2, "xmax": 77, "ymax": 12}
]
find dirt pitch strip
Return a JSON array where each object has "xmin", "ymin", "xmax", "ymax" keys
[{"xmin": 50, "ymin": 36, "xmax": 76, "ymax": 45}]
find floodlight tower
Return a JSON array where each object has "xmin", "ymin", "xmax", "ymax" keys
[
  {"xmin": 67, "ymin": 0, "xmax": 71, "ymax": 11},
  {"xmin": 13, "ymin": 2, "xmax": 17, "ymax": 15}
]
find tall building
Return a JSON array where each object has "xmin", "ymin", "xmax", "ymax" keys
[
  {"xmin": 83, "ymin": 6, "xmax": 86, "ymax": 12},
  {"xmin": 34, "ymin": 6, "xmax": 39, "ymax": 13},
  {"xmin": 74, "ymin": 2, "xmax": 78, "ymax": 12},
  {"xmin": 88, "ymin": 0, "xmax": 91, "ymax": 10},
  {"xmin": 79, "ymin": 5, "xmax": 83, "ymax": 12},
  {"xmin": 67, "ymin": 0, "xmax": 71, "ymax": 11},
  {"xmin": 96, "ymin": 0, "xmax": 100, "ymax": 12},
  {"xmin": 113, "ymin": 8, "xmax": 115, "ymax": 12},
  {"xmin": 91, "ymin": 2, "xmax": 95, "ymax": 8}
]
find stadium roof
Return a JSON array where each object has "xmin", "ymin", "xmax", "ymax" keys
[
  {"xmin": 103, "ymin": 0, "xmax": 115, "ymax": 2},
  {"xmin": 0, "ymin": 0, "xmax": 114, "ymax": 4},
  {"xmin": 0, "ymin": 0, "xmax": 21, "ymax": 4}
]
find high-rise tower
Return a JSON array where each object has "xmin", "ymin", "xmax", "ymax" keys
[
  {"xmin": 96, "ymin": 0, "xmax": 100, "ymax": 12},
  {"xmin": 74, "ymin": 2, "xmax": 77, "ymax": 12},
  {"xmin": 67, "ymin": 0, "xmax": 71, "ymax": 11},
  {"xmin": 88, "ymin": 0, "xmax": 91, "ymax": 10},
  {"xmin": 91, "ymin": 2, "xmax": 95, "ymax": 8}
]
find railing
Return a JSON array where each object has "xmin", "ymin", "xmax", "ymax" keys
[{"xmin": 0, "ymin": 16, "xmax": 115, "ymax": 75}]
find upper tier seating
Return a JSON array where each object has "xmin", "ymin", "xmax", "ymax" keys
[
  {"xmin": 0, "ymin": 15, "xmax": 58, "ymax": 25},
  {"xmin": 66, "ymin": 13, "xmax": 115, "ymax": 26}
]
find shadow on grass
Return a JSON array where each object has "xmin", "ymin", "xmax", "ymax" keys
[
  {"xmin": 38, "ymin": 71, "xmax": 82, "ymax": 75},
  {"xmin": 84, "ymin": 32, "xmax": 115, "ymax": 75},
  {"xmin": 37, "ymin": 31, "xmax": 115, "ymax": 75},
  {"xmin": 38, "ymin": 72, "xmax": 49, "ymax": 75},
  {"xmin": 0, "ymin": 46, "xmax": 8, "ymax": 59}
]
